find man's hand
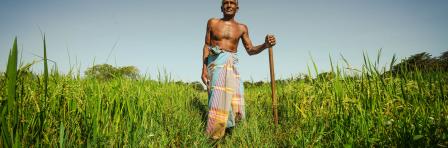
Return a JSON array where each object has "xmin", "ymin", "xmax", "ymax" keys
[
  {"xmin": 201, "ymin": 69, "xmax": 209, "ymax": 88},
  {"xmin": 265, "ymin": 34, "xmax": 276, "ymax": 48}
]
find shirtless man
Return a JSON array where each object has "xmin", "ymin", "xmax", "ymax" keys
[{"xmin": 201, "ymin": 0, "xmax": 276, "ymax": 139}]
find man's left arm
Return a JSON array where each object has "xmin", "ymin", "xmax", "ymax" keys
[{"xmin": 241, "ymin": 24, "xmax": 276, "ymax": 55}]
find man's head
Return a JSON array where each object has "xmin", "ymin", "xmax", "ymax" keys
[
  {"xmin": 222, "ymin": 0, "xmax": 238, "ymax": 5},
  {"xmin": 221, "ymin": 0, "xmax": 239, "ymax": 17}
]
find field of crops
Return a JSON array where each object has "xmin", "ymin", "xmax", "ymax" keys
[{"xmin": 1, "ymin": 38, "xmax": 447, "ymax": 147}]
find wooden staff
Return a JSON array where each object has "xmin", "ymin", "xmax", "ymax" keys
[{"xmin": 269, "ymin": 46, "xmax": 278, "ymax": 126}]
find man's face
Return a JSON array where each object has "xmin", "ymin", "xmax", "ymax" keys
[{"xmin": 221, "ymin": 0, "xmax": 238, "ymax": 16}]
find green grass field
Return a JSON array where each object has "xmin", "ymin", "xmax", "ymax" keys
[{"xmin": 1, "ymin": 38, "xmax": 447, "ymax": 147}]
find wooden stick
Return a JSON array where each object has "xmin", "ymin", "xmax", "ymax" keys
[{"xmin": 268, "ymin": 47, "xmax": 278, "ymax": 126}]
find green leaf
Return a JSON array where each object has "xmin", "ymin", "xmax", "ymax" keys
[
  {"xmin": 6, "ymin": 37, "xmax": 18, "ymax": 115},
  {"xmin": 43, "ymin": 35, "xmax": 48, "ymax": 100},
  {"xmin": 59, "ymin": 122, "xmax": 65, "ymax": 148},
  {"xmin": 1, "ymin": 108, "xmax": 12, "ymax": 148},
  {"xmin": 413, "ymin": 135, "xmax": 424, "ymax": 141},
  {"xmin": 3, "ymin": 37, "xmax": 18, "ymax": 148}
]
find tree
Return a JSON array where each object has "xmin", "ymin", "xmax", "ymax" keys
[
  {"xmin": 440, "ymin": 50, "xmax": 448, "ymax": 71},
  {"xmin": 118, "ymin": 66, "xmax": 139, "ymax": 79},
  {"xmin": 392, "ymin": 52, "xmax": 431, "ymax": 73},
  {"xmin": 317, "ymin": 71, "xmax": 335, "ymax": 81},
  {"xmin": 85, "ymin": 64, "xmax": 139, "ymax": 81},
  {"xmin": 391, "ymin": 51, "xmax": 448, "ymax": 74},
  {"xmin": 188, "ymin": 81, "xmax": 206, "ymax": 91}
]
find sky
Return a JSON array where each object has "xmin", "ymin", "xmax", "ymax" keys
[{"xmin": 1, "ymin": 0, "xmax": 447, "ymax": 82}]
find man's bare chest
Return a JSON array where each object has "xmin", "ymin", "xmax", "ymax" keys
[{"xmin": 211, "ymin": 23, "xmax": 242, "ymax": 40}]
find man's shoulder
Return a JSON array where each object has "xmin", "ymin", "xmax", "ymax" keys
[
  {"xmin": 207, "ymin": 18, "xmax": 220, "ymax": 24},
  {"xmin": 236, "ymin": 22, "xmax": 248, "ymax": 31},
  {"xmin": 236, "ymin": 22, "xmax": 247, "ymax": 27}
]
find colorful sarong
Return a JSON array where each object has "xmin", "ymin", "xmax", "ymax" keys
[{"xmin": 206, "ymin": 46, "xmax": 245, "ymax": 139}]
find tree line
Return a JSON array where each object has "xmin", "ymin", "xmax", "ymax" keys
[
  {"xmin": 391, "ymin": 51, "xmax": 448, "ymax": 74},
  {"xmin": 1, "ymin": 50, "xmax": 447, "ymax": 90}
]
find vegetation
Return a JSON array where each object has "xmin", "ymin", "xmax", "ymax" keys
[
  {"xmin": 391, "ymin": 51, "xmax": 448, "ymax": 73},
  {"xmin": 85, "ymin": 64, "xmax": 139, "ymax": 81},
  {"xmin": 0, "ymin": 38, "xmax": 447, "ymax": 147}
]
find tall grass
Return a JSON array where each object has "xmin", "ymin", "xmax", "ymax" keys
[
  {"xmin": 1, "ymin": 38, "xmax": 447, "ymax": 147},
  {"xmin": 2, "ymin": 37, "xmax": 19, "ymax": 147}
]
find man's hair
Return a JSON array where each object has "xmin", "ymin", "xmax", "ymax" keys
[{"xmin": 222, "ymin": 0, "xmax": 238, "ymax": 5}]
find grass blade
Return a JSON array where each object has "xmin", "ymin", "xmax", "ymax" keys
[
  {"xmin": 59, "ymin": 122, "xmax": 65, "ymax": 147},
  {"xmin": 3, "ymin": 37, "xmax": 18, "ymax": 147},
  {"xmin": 309, "ymin": 52, "xmax": 319, "ymax": 78},
  {"xmin": 6, "ymin": 37, "xmax": 18, "ymax": 119},
  {"xmin": 43, "ymin": 35, "xmax": 48, "ymax": 100}
]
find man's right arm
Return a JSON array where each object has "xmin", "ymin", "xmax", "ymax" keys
[{"xmin": 201, "ymin": 18, "xmax": 214, "ymax": 87}]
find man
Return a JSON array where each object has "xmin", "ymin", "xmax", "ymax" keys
[{"xmin": 201, "ymin": 0, "xmax": 276, "ymax": 139}]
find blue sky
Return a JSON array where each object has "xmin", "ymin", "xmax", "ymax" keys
[{"xmin": 1, "ymin": 0, "xmax": 447, "ymax": 82}]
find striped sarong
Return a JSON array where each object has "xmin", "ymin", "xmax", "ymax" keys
[{"xmin": 206, "ymin": 46, "xmax": 245, "ymax": 139}]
